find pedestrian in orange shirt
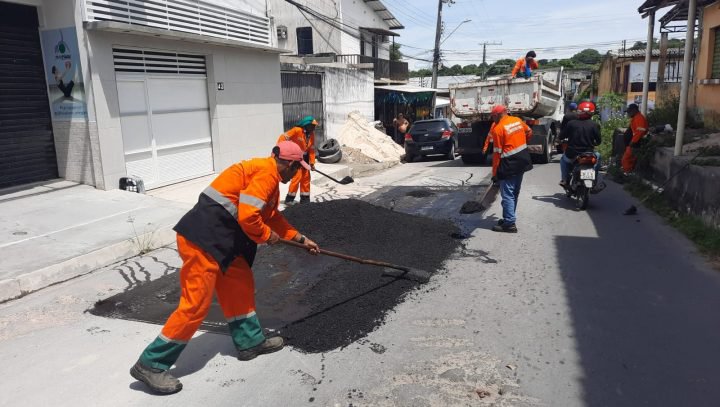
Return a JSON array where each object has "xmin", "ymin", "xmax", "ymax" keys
[
  {"xmin": 511, "ymin": 51, "xmax": 539, "ymax": 79},
  {"xmin": 130, "ymin": 141, "xmax": 319, "ymax": 394},
  {"xmin": 279, "ymin": 116, "xmax": 318, "ymax": 204},
  {"xmin": 621, "ymin": 103, "xmax": 649, "ymax": 174},
  {"xmin": 487, "ymin": 105, "xmax": 534, "ymax": 233}
]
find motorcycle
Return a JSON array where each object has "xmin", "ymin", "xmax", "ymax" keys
[{"xmin": 563, "ymin": 152, "xmax": 603, "ymax": 210}]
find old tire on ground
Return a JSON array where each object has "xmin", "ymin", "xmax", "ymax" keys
[
  {"xmin": 317, "ymin": 149, "xmax": 342, "ymax": 164},
  {"xmin": 317, "ymin": 138, "xmax": 340, "ymax": 157}
]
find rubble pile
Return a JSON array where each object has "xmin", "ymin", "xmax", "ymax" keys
[{"xmin": 336, "ymin": 111, "xmax": 404, "ymax": 163}]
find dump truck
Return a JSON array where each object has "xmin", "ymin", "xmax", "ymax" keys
[{"xmin": 449, "ymin": 68, "xmax": 566, "ymax": 164}]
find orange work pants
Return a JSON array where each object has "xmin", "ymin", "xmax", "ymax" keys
[
  {"xmin": 621, "ymin": 147, "xmax": 637, "ymax": 173},
  {"xmin": 138, "ymin": 234, "xmax": 264, "ymax": 370},
  {"xmin": 287, "ymin": 166, "xmax": 311, "ymax": 198}
]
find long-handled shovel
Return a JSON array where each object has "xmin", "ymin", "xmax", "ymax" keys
[
  {"xmin": 314, "ymin": 168, "xmax": 354, "ymax": 185},
  {"xmin": 279, "ymin": 239, "xmax": 431, "ymax": 283}
]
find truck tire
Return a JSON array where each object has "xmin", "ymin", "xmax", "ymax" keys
[
  {"xmin": 538, "ymin": 136, "xmax": 550, "ymax": 164},
  {"xmin": 317, "ymin": 149, "xmax": 342, "ymax": 164},
  {"xmin": 317, "ymin": 138, "xmax": 340, "ymax": 157}
]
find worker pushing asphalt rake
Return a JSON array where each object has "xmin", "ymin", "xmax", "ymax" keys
[{"xmin": 279, "ymin": 238, "xmax": 431, "ymax": 283}]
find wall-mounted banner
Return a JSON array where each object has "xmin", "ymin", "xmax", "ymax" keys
[{"xmin": 41, "ymin": 27, "xmax": 87, "ymax": 120}]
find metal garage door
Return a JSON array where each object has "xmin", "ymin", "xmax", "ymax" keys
[
  {"xmin": 0, "ymin": 3, "xmax": 58, "ymax": 189},
  {"xmin": 114, "ymin": 48, "xmax": 213, "ymax": 189},
  {"xmin": 281, "ymin": 71, "xmax": 324, "ymax": 142}
]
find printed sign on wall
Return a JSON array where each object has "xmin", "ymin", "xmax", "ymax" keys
[{"xmin": 40, "ymin": 27, "xmax": 87, "ymax": 120}]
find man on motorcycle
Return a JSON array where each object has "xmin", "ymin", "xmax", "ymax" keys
[{"xmin": 559, "ymin": 101, "xmax": 601, "ymax": 188}]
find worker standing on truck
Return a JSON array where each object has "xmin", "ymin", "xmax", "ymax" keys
[
  {"xmin": 488, "ymin": 105, "xmax": 533, "ymax": 233},
  {"xmin": 511, "ymin": 51, "xmax": 539, "ymax": 79},
  {"xmin": 279, "ymin": 116, "xmax": 318, "ymax": 204},
  {"xmin": 129, "ymin": 141, "xmax": 320, "ymax": 395},
  {"xmin": 621, "ymin": 103, "xmax": 649, "ymax": 174}
]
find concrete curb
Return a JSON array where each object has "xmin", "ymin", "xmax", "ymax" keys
[{"xmin": 0, "ymin": 227, "xmax": 176, "ymax": 303}]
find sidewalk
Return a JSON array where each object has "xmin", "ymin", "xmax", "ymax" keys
[{"xmin": 0, "ymin": 163, "xmax": 352, "ymax": 303}]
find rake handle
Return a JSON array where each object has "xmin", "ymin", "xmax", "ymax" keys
[{"xmin": 279, "ymin": 239, "xmax": 407, "ymax": 271}]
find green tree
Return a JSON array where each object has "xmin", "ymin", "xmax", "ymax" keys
[
  {"xmin": 487, "ymin": 58, "xmax": 515, "ymax": 75},
  {"xmin": 462, "ymin": 64, "xmax": 478, "ymax": 75},
  {"xmin": 571, "ymin": 48, "xmax": 602, "ymax": 65},
  {"xmin": 409, "ymin": 68, "xmax": 432, "ymax": 78},
  {"xmin": 390, "ymin": 43, "xmax": 402, "ymax": 61},
  {"xmin": 448, "ymin": 64, "xmax": 463, "ymax": 75}
]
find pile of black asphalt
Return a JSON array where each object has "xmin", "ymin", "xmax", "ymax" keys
[{"xmin": 90, "ymin": 199, "xmax": 461, "ymax": 353}]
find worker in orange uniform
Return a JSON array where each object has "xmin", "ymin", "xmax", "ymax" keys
[
  {"xmin": 483, "ymin": 122, "xmax": 501, "ymax": 184},
  {"xmin": 487, "ymin": 105, "xmax": 533, "ymax": 233},
  {"xmin": 279, "ymin": 116, "xmax": 317, "ymax": 204},
  {"xmin": 130, "ymin": 141, "xmax": 320, "ymax": 395},
  {"xmin": 511, "ymin": 50, "xmax": 539, "ymax": 79},
  {"xmin": 621, "ymin": 103, "xmax": 648, "ymax": 174}
]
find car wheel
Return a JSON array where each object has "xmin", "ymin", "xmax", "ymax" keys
[
  {"xmin": 445, "ymin": 142, "xmax": 456, "ymax": 160},
  {"xmin": 317, "ymin": 149, "xmax": 342, "ymax": 164},
  {"xmin": 317, "ymin": 138, "xmax": 340, "ymax": 157}
]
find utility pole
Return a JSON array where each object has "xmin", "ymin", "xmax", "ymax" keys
[
  {"xmin": 431, "ymin": 0, "xmax": 454, "ymax": 89},
  {"xmin": 479, "ymin": 41, "xmax": 502, "ymax": 79}
]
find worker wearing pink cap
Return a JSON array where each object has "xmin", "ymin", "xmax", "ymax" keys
[{"xmin": 130, "ymin": 141, "xmax": 319, "ymax": 394}]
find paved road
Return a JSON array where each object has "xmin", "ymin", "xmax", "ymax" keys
[{"xmin": 1, "ymin": 157, "xmax": 719, "ymax": 406}]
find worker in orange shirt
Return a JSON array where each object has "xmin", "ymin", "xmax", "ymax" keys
[
  {"xmin": 130, "ymin": 141, "xmax": 320, "ymax": 394},
  {"xmin": 483, "ymin": 122, "xmax": 501, "ymax": 183},
  {"xmin": 279, "ymin": 116, "xmax": 317, "ymax": 204},
  {"xmin": 511, "ymin": 50, "xmax": 539, "ymax": 79},
  {"xmin": 621, "ymin": 103, "xmax": 649, "ymax": 174},
  {"xmin": 487, "ymin": 105, "xmax": 534, "ymax": 233}
]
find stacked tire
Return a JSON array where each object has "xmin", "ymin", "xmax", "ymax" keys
[{"xmin": 316, "ymin": 138, "xmax": 342, "ymax": 164}]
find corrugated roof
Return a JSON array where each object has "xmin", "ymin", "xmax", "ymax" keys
[
  {"xmin": 612, "ymin": 47, "xmax": 687, "ymax": 58},
  {"xmin": 376, "ymin": 84, "xmax": 437, "ymax": 93},
  {"xmin": 363, "ymin": 0, "xmax": 404, "ymax": 30}
]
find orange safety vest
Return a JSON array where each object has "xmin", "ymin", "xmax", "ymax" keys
[
  {"xmin": 489, "ymin": 115, "xmax": 534, "ymax": 179},
  {"xmin": 278, "ymin": 126, "xmax": 316, "ymax": 165},
  {"xmin": 630, "ymin": 112, "xmax": 649, "ymax": 145},
  {"xmin": 511, "ymin": 58, "xmax": 539, "ymax": 77},
  {"xmin": 174, "ymin": 157, "xmax": 298, "ymax": 270}
]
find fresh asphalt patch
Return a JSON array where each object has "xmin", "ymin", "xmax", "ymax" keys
[{"xmin": 90, "ymin": 198, "xmax": 463, "ymax": 353}]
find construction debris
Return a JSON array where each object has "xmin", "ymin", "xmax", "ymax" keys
[{"xmin": 336, "ymin": 111, "xmax": 404, "ymax": 163}]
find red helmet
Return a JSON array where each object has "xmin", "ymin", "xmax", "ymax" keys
[{"xmin": 578, "ymin": 101, "xmax": 596, "ymax": 114}]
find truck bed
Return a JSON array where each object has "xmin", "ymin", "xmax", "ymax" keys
[{"xmin": 450, "ymin": 69, "xmax": 564, "ymax": 120}]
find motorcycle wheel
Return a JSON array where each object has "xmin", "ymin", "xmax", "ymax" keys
[{"xmin": 575, "ymin": 186, "xmax": 590, "ymax": 210}]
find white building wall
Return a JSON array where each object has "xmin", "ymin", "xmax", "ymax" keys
[
  {"xmin": 85, "ymin": 31, "xmax": 284, "ymax": 189},
  {"xmin": 323, "ymin": 67, "xmax": 374, "ymax": 139},
  {"xmin": 34, "ymin": 0, "xmax": 103, "ymax": 187},
  {"xmin": 339, "ymin": 0, "xmax": 392, "ymax": 59},
  {"xmin": 267, "ymin": 0, "xmax": 342, "ymax": 55}
]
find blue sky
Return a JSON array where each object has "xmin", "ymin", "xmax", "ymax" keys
[{"xmin": 382, "ymin": 0, "xmax": 682, "ymax": 70}]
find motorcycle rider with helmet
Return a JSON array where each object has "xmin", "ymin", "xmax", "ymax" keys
[{"xmin": 559, "ymin": 101, "xmax": 602, "ymax": 188}]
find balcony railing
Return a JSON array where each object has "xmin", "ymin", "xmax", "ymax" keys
[
  {"xmin": 335, "ymin": 54, "xmax": 408, "ymax": 82},
  {"xmin": 83, "ymin": 0, "xmax": 271, "ymax": 47}
]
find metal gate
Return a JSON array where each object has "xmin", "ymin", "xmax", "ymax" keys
[
  {"xmin": 280, "ymin": 71, "xmax": 324, "ymax": 142},
  {"xmin": 0, "ymin": 3, "xmax": 58, "ymax": 189}
]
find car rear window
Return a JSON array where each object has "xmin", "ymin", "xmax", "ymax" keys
[{"xmin": 410, "ymin": 121, "xmax": 447, "ymax": 133}]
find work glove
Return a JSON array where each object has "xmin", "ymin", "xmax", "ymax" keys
[{"xmin": 491, "ymin": 176, "xmax": 498, "ymax": 184}]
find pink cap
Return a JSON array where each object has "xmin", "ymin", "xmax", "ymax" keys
[
  {"xmin": 276, "ymin": 141, "xmax": 311, "ymax": 170},
  {"xmin": 490, "ymin": 105, "xmax": 507, "ymax": 115}
]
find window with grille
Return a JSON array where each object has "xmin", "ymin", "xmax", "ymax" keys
[
  {"xmin": 297, "ymin": 27, "xmax": 313, "ymax": 55},
  {"xmin": 712, "ymin": 27, "xmax": 720, "ymax": 79}
]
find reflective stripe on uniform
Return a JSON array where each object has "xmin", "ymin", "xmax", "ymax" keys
[
  {"xmin": 503, "ymin": 122, "xmax": 524, "ymax": 133},
  {"xmin": 238, "ymin": 193, "xmax": 266, "ymax": 210},
  {"xmin": 227, "ymin": 310, "xmax": 256, "ymax": 323},
  {"xmin": 159, "ymin": 333, "xmax": 188, "ymax": 345},
  {"xmin": 494, "ymin": 147, "xmax": 502, "ymax": 153},
  {"xmin": 501, "ymin": 143, "xmax": 527, "ymax": 158},
  {"xmin": 203, "ymin": 186, "xmax": 238, "ymax": 218}
]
